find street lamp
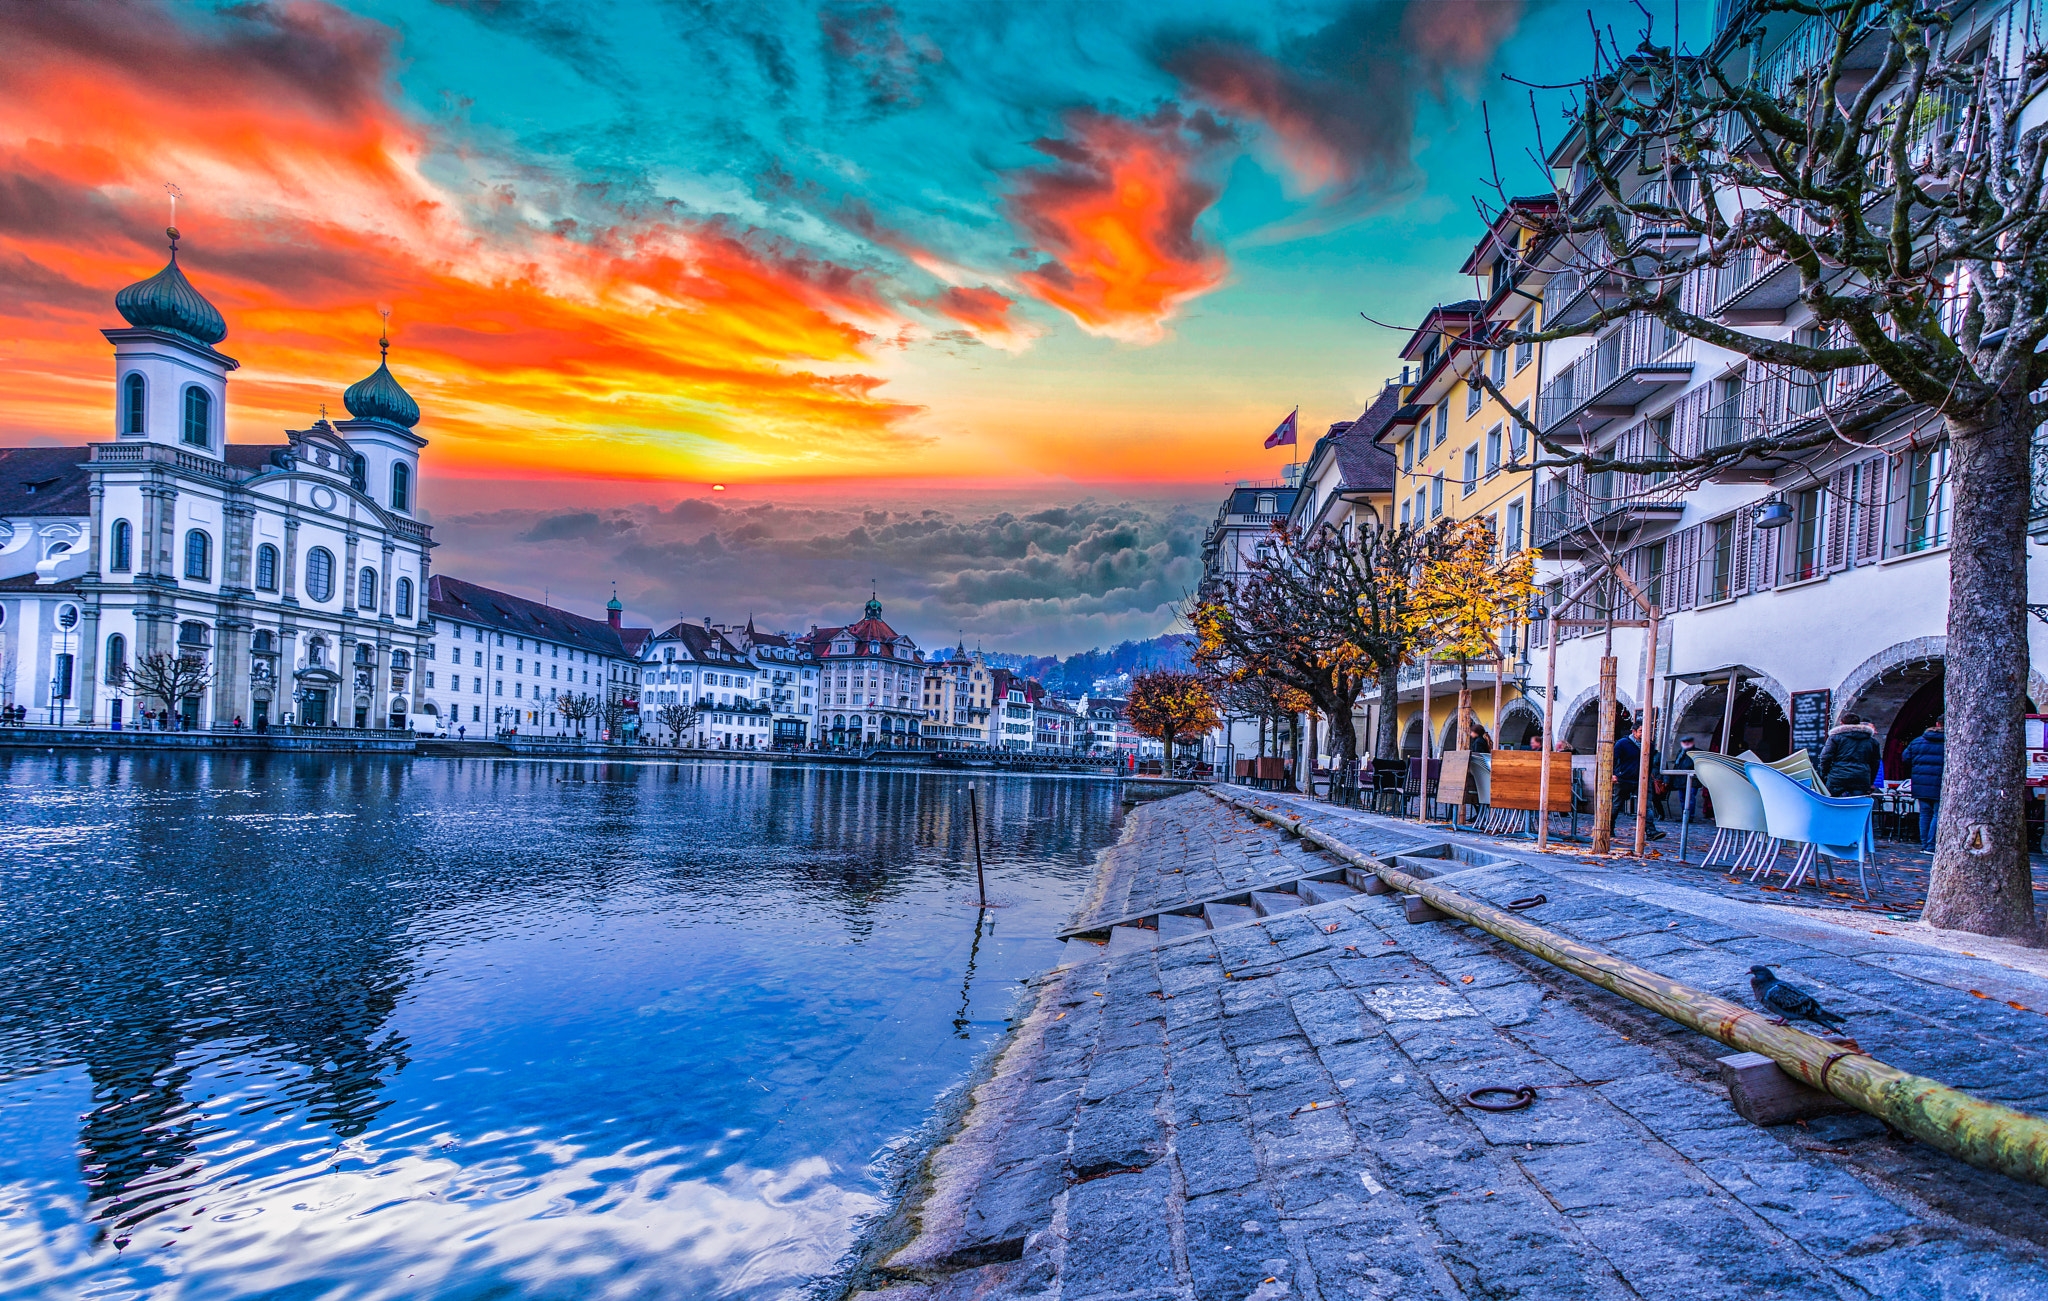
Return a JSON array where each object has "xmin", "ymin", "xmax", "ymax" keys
[{"xmin": 51, "ymin": 604, "xmax": 78, "ymax": 728}]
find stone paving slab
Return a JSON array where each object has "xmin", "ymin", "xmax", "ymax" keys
[{"xmin": 848, "ymin": 791, "xmax": 2048, "ymax": 1301}]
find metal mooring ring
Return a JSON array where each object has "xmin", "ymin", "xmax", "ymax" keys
[
  {"xmin": 1464, "ymin": 1085, "xmax": 1538, "ymax": 1112},
  {"xmin": 1505, "ymin": 894, "xmax": 1548, "ymax": 912}
]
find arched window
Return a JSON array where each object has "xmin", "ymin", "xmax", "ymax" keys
[
  {"xmin": 181, "ymin": 386, "xmax": 211, "ymax": 449},
  {"xmin": 251, "ymin": 629, "xmax": 274, "ymax": 653},
  {"xmin": 305, "ymin": 547, "xmax": 334, "ymax": 601},
  {"xmin": 183, "ymin": 529, "xmax": 211, "ymax": 581},
  {"xmin": 104, "ymin": 633, "xmax": 126, "ymax": 684},
  {"xmin": 390, "ymin": 462, "xmax": 411, "ymax": 512},
  {"xmin": 178, "ymin": 621, "xmax": 210, "ymax": 650},
  {"xmin": 255, "ymin": 543, "xmax": 278, "ymax": 591},
  {"xmin": 358, "ymin": 566, "xmax": 378, "ymax": 610},
  {"xmin": 394, "ymin": 576, "xmax": 413, "ymax": 618},
  {"xmin": 307, "ymin": 636, "xmax": 327, "ymax": 666},
  {"xmin": 123, "ymin": 374, "xmax": 146, "ymax": 435},
  {"xmin": 109, "ymin": 519, "xmax": 132, "ymax": 572},
  {"xmin": 355, "ymin": 643, "xmax": 374, "ymax": 665},
  {"xmin": 391, "ymin": 650, "xmax": 410, "ymax": 671}
]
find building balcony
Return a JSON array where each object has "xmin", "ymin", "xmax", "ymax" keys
[
  {"xmin": 1536, "ymin": 316, "xmax": 1692, "ymax": 437},
  {"xmin": 1532, "ymin": 475, "xmax": 1685, "ymax": 555}
]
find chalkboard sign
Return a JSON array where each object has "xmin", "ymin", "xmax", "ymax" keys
[{"xmin": 1790, "ymin": 689, "xmax": 1832, "ymax": 758}]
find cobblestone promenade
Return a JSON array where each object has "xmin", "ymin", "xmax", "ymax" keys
[{"xmin": 850, "ymin": 792, "xmax": 2048, "ymax": 1301}]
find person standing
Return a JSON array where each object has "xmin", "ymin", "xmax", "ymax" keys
[
  {"xmin": 1611, "ymin": 721, "xmax": 1666, "ymax": 841},
  {"xmin": 1817, "ymin": 711, "xmax": 1881, "ymax": 795},
  {"xmin": 1903, "ymin": 717, "xmax": 1946, "ymax": 852}
]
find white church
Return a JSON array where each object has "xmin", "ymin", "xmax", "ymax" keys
[{"xmin": 0, "ymin": 227, "xmax": 435, "ymax": 731}]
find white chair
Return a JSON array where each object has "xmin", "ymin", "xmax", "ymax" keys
[
  {"xmin": 1688, "ymin": 751, "xmax": 1773, "ymax": 871},
  {"xmin": 1746, "ymin": 761, "xmax": 1882, "ymax": 900},
  {"xmin": 1739, "ymin": 748, "xmax": 1828, "ymax": 795}
]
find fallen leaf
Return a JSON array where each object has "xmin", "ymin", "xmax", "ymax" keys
[
  {"xmin": 1324, "ymin": 923, "xmax": 1341, "ymax": 933},
  {"xmin": 1461, "ymin": 975, "xmax": 1475, "ymax": 984},
  {"xmin": 1054, "ymin": 1013, "xmax": 1066, "ymax": 1020},
  {"xmin": 1969, "ymin": 990, "xmax": 1988, "ymax": 999},
  {"xmin": 2010, "ymin": 1001, "xmax": 2030, "ymax": 1011}
]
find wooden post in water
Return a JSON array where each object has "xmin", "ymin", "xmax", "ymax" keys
[{"xmin": 968, "ymin": 785, "xmax": 987, "ymax": 909}]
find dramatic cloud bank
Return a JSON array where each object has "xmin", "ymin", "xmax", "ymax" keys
[{"xmin": 434, "ymin": 491, "xmax": 1211, "ymax": 655}]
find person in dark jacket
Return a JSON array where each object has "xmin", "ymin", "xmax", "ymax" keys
[
  {"xmin": 1817, "ymin": 711, "xmax": 1882, "ymax": 795},
  {"xmin": 1610, "ymin": 722, "xmax": 1666, "ymax": 840},
  {"xmin": 1903, "ymin": 718, "xmax": 1946, "ymax": 852}
]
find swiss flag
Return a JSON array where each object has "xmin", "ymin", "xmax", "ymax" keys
[{"xmin": 1264, "ymin": 408, "xmax": 1298, "ymax": 449}]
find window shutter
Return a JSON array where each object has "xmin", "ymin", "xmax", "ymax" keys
[
  {"xmin": 1732, "ymin": 509, "xmax": 1755, "ymax": 594},
  {"xmin": 1859, "ymin": 458, "xmax": 1885, "ymax": 564},
  {"xmin": 1825, "ymin": 467, "xmax": 1852, "ymax": 572}
]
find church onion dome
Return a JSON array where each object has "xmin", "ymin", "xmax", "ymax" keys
[
  {"xmin": 343, "ymin": 331, "xmax": 422, "ymax": 428},
  {"xmin": 114, "ymin": 227, "xmax": 227, "ymax": 346}
]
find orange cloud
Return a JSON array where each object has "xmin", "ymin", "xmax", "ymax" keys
[
  {"xmin": 1005, "ymin": 108, "xmax": 1231, "ymax": 345},
  {"xmin": 0, "ymin": 0, "xmax": 927, "ymax": 485},
  {"xmin": 915, "ymin": 285, "xmax": 1039, "ymax": 352}
]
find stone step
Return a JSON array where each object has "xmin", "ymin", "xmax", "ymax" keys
[
  {"xmin": 1297, "ymin": 879, "xmax": 1360, "ymax": 905},
  {"xmin": 1107, "ymin": 924, "xmax": 1155, "ymax": 955},
  {"xmin": 1249, "ymin": 889, "xmax": 1304, "ymax": 917},
  {"xmin": 1203, "ymin": 901, "xmax": 1259, "ymax": 929},
  {"xmin": 1156, "ymin": 912, "xmax": 1210, "ymax": 941}
]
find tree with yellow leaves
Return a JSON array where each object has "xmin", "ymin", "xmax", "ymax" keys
[
  {"xmin": 1408, "ymin": 518, "xmax": 1536, "ymax": 752},
  {"xmin": 1127, "ymin": 670, "xmax": 1220, "ymax": 774}
]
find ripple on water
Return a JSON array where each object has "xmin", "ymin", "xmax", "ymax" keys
[{"xmin": 0, "ymin": 752, "xmax": 1123, "ymax": 1298}]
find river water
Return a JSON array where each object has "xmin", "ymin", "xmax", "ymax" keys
[{"xmin": 0, "ymin": 753, "xmax": 1125, "ymax": 1299}]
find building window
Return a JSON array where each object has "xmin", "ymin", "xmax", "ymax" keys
[
  {"xmin": 255, "ymin": 543, "xmax": 279, "ymax": 591},
  {"xmin": 183, "ymin": 529, "xmax": 211, "ymax": 580},
  {"xmin": 123, "ymin": 374, "xmax": 146, "ymax": 435},
  {"xmin": 1465, "ymin": 381, "xmax": 1481, "ymax": 417},
  {"xmin": 252, "ymin": 629, "xmax": 274, "ymax": 652},
  {"xmin": 391, "ymin": 462, "xmax": 411, "ymax": 512},
  {"xmin": 1705, "ymin": 518, "xmax": 1735, "ymax": 602},
  {"xmin": 181, "ymin": 386, "xmax": 211, "ymax": 449},
  {"xmin": 358, "ymin": 567, "xmax": 378, "ymax": 610},
  {"xmin": 1893, "ymin": 439, "xmax": 1951, "ymax": 555},
  {"xmin": 1643, "ymin": 540, "xmax": 1667, "ymax": 609},
  {"xmin": 395, "ymin": 576, "xmax": 414, "ymax": 618},
  {"xmin": 1505, "ymin": 498, "xmax": 1524, "ymax": 552},
  {"xmin": 305, "ymin": 547, "xmax": 335, "ymax": 602},
  {"xmin": 1485, "ymin": 426, "xmax": 1502, "ymax": 477},
  {"xmin": 109, "ymin": 519, "xmax": 132, "ymax": 572},
  {"xmin": 104, "ymin": 633, "xmax": 126, "ymax": 684},
  {"xmin": 1784, "ymin": 487, "xmax": 1825, "ymax": 582},
  {"xmin": 1462, "ymin": 446, "xmax": 1478, "ymax": 496},
  {"xmin": 1434, "ymin": 400, "xmax": 1448, "ymax": 446},
  {"xmin": 1490, "ymin": 347, "xmax": 1506, "ymax": 385},
  {"xmin": 178, "ymin": 621, "xmax": 210, "ymax": 652},
  {"xmin": 1430, "ymin": 473, "xmax": 1444, "ymax": 518},
  {"xmin": 1515, "ymin": 336, "xmax": 1533, "ymax": 372},
  {"xmin": 1401, "ymin": 435, "xmax": 1414, "ymax": 472}
]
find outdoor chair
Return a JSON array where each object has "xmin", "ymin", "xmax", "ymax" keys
[
  {"xmin": 1739, "ymin": 748, "xmax": 1828, "ymax": 795},
  {"xmin": 1745, "ymin": 761, "xmax": 1882, "ymax": 900},
  {"xmin": 1687, "ymin": 751, "xmax": 1773, "ymax": 872}
]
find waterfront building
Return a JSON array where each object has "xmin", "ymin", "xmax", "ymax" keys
[
  {"xmin": 641, "ymin": 619, "xmax": 769, "ymax": 748},
  {"xmin": 711, "ymin": 618, "xmax": 817, "ymax": 748},
  {"xmin": 0, "ymin": 233, "xmax": 433, "ymax": 731},
  {"xmin": 921, "ymin": 642, "xmax": 995, "ymax": 747},
  {"xmin": 1078, "ymin": 694, "xmax": 1137, "ymax": 756},
  {"xmin": 1033, "ymin": 695, "xmax": 1078, "ymax": 753},
  {"xmin": 806, "ymin": 596, "xmax": 926, "ymax": 748},
  {"xmin": 422, "ymin": 576, "xmax": 643, "ymax": 738},
  {"xmin": 989, "ymin": 670, "xmax": 1038, "ymax": 752}
]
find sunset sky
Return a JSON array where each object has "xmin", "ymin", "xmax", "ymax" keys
[{"xmin": 0, "ymin": 0, "xmax": 1698, "ymax": 652}]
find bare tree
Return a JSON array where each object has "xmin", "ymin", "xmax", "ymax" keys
[
  {"xmin": 598, "ymin": 696, "xmax": 632, "ymax": 744},
  {"xmin": 654, "ymin": 701, "xmax": 699, "ymax": 746},
  {"xmin": 557, "ymin": 692, "xmax": 600, "ymax": 739},
  {"xmin": 117, "ymin": 651, "xmax": 210, "ymax": 727},
  {"xmin": 1473, "ymin": 0, "xmax": 2048, "ymax": 937}
]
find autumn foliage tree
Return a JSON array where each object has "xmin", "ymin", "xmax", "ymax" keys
[
  {"xmin": 1126, "ymin": 670, "xmax": 1220, "ymax": 771},
  {"xmin": 1407, "ymin": 518, "xmax": 1536, "ymax": 751},
  {"xmin": 1192, "ymin": 521, "xmax": 1434, "ymax": 801}
]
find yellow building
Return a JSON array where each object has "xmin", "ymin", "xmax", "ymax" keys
[{"xmin": 1376, "ymin": 199, "xmax": 1555, "ymax": 755}]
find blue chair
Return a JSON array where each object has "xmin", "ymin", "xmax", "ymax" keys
[{"xmin": 1746, "ymin": 761, "xmax": 1882, "ymax": 900}]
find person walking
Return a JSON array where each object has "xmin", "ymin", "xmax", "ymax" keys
[
  {"xmin": 1903, "ymin": 717, "xmax": 1946, "ymax": 852},
  {"xmin": 1611, "ymin": 721, "xmax": 1666, "ymax": 841},
  {"xmin": 1817, "ymin": 711, "xmax": 1881, "ymax": 796}
]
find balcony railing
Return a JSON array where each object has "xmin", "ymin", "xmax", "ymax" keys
[{"xmin": 1536, "ymin": 315, "xmax": 1687, "ymax": 433}]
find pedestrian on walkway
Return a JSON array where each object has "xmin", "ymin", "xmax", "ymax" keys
[
  {"xmin": 1611, "ymin": 721, "xmax": 1666, "ymax": 841},
  {"xmin": 1904, "ymin": 717, "xmax": 1946, "ymax": 852},
  {"xmin": 1817, "ymin": 711, "xmax": 1881, "ymax": 795}
]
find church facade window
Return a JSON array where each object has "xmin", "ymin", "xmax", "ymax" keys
[
  {"xmin": 183, "ymin": 529, "xmax": 211, "ymax": 581},
  {"xmin": 123, "ymin": 374, "xmax": 146, "ymax": 435},
  {"xmin": 305, "ymin": 547, "xmax": 335, "ymax": 602},
  {"xmin": 109, "ymin": 519, "xmax": 131, "ymax": 572},
  {"xmin": 181, "ymin": 386, "xmax": 211, "ymax": 449},
  {"xmin": 395, "ymin": 577, "xmax": 413, "ymax": 618},
  {"xmin": 358, "ymin": 567, "xmax": 378, "ymax": 611},
  {"xmin": 255, "ymin": 543, "xmax": 278, "ymax": 591},
  {"xmin": 391, "ymin": 463, "xmax": 410, "ymax": 512}
]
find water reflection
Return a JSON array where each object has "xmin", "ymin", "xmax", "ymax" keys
[{"xmin": 0, "ymin": 753, "xmax": 1122, "ymax": 1298}]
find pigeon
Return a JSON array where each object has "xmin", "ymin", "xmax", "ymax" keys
[{"xmin": 1750, "ymin": 965, "xmax": 1847, "ymax": 1029}]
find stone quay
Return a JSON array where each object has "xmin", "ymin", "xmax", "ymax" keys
[{"xmin": 846, "ymin": 791, "xmax": 2048, "ymax": 1300}]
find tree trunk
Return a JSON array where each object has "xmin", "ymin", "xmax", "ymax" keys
[
  {"xmin": 1924, "ymin": 403, "xmax": 2038, "ymax": 940},
  {"xmin": 1457, "ymin": 668, "xmax": 1472, "ymax": 752},
  {"xmin": 1329, "ymin": 705, "xmax": 1359, "ymax": 806},
  {"xmin": 1374, "ymin": 662, "xmax": 1402, "ymax": 759}
]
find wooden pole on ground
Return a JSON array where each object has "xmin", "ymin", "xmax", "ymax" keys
[
  {"xmin": 1593, "ymin": 655, "xmax": 1618, "ymax": 854},
  {"xmin": 1634, "ymin": 608, "xmax": 1660, "ymax": 857},
  {"xmin": 968, "ymin": 785, "xmax": 987, "ymax": 908}
]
